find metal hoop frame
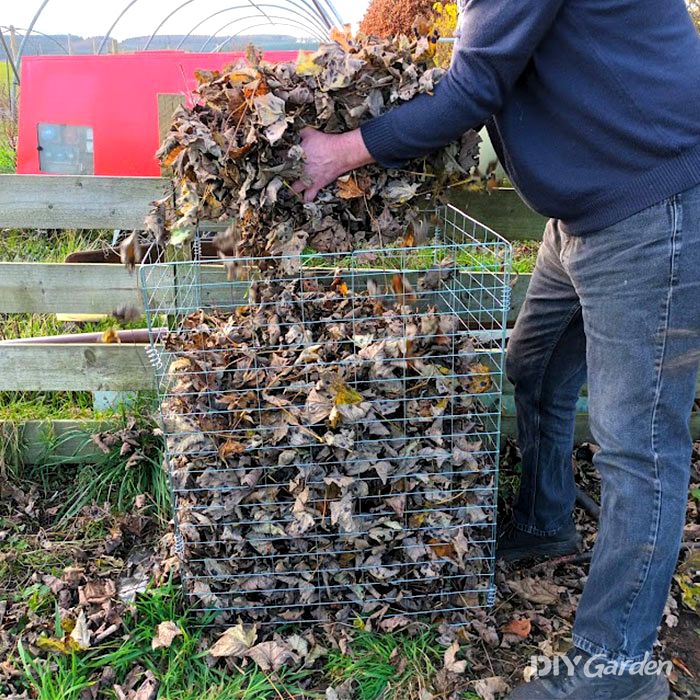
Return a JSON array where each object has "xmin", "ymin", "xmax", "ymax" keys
[{"xmin": 2, "ymin": 0, "xmax": 344, "ymax": 98}]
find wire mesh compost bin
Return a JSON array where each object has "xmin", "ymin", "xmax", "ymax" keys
[{"xmin": 140, "ymin": 204, "xmax": 512, "ymax": 625}]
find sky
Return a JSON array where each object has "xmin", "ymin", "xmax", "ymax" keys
[{"xmin": 0, "ymin": 0, "xmax": 369, "ymax": 40}]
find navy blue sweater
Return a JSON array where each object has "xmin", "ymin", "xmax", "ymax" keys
[{"xmin": 361, "ymin": 0, "xmax": 700, "ymax": 235}]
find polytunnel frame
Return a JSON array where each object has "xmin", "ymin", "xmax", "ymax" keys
[
  {"xmin": 2, "ymin": 0, "xmax": 343, "ymax": 118},
  {"xmin": 173, "ymin": 1, "xmax": 331, "ymax": 50},
  {"xmin": 217, "ymin": 20, "xmax": 329, "ymax": 52},
  {"xmin": 143, "ymin": 0, "xmax": 331, "ymax": 51},
  {"xmin": 201, "ymin": 12, "xmax": 327, "ymax": 51},
  {"xmin": 6, "ymin": 0, "xmax": 343, "ymax": 72}
]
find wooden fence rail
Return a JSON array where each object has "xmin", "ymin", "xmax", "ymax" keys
[
  {"xmin": 0, "ymin": 175, "xmax": 171, "ymax": 230},
  {"xmin": 1, "ymin": 174, "xmax": 699, "ymax": 462}
]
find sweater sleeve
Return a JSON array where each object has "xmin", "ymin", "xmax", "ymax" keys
[{"xmin": 360, "ymin": 0, "xmax": 565, "ymax": 168}]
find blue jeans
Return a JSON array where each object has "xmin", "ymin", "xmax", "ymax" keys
[{"xmin": 506, "ymin": 183, "xmax": 700, "ymax": 662}]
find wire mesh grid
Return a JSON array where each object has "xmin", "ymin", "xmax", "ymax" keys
[{"xmin": 140, "ymin": 204, "xmax": 512, "ymax": 625}]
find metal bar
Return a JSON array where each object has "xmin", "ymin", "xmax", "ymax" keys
[{"xmin": 98, "ymin": 0, "xmax": 142, "ymax": 55}]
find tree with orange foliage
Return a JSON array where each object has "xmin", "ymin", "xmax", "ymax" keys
[{"xmin": 360, "ymin": 0, "xmax": 436, "ymax": 37}]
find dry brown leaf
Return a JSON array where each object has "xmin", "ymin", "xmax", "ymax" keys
[
  {"xmin": 444, "ymin": 641, "xmax": 467, "ymax": 674},
  {"xmin": 162, "ymin": 144, "xmax": 184, "ymax": 168},
  {"xmin": 101, "ymin": 328, "xmax": 120, "ymax": 344},
  {"xmin": 218, "ymin": 439, "xmax": 247, "ymax": 459},
  {"xmin": 245, "ymin": 640, "xmax": 297, "ymax": 671},
  {"xmin": 337, "ymin": 175, "xmax": 366, "ymax": 200},
  {"xmin": 473, "ymin": 676, "xmax": 510, "ymax": 700},
  {"xmin": 70, "ymin": 610, "xmax": 91, "ymax": 650},
  {"xmin": 151, "ymin": 621, "xmax": 182, "ymax": 650},
  {"xmin": 508, "ymin": 577, "xmax": 565, "ymax": 606},
  {"xmin": 119, "ymin": 232, "xmax": 142, "ymax": 271},
  {"xmin": 208, "ymin": 623, "xmax": 258, "ymax": 657},
  {"xmin": 502, "ymin": 618, "xmax": 532, "ymax": 639}
]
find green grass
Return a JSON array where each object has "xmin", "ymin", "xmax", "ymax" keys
[
  {"xmin": 27, "ymin": 414, "xmax": 168, "ymax": 524},
  {"xmin": 0, "ymin": 229, "xmax": 106, "ymax": 263},
  {"xmin": 14, "ymin": 581, "xmax": 316, "ymax": 700},
  {"xmin": 0, "ymin": 140, "xmax": 14, "ymax": 173},
  {"xmin": 18, "ymin": 641, "xmax": 95, "ymax": 700},
  {"xmin": 301, "ymin": 239, "xmax": 539, "ymax": 275},
  {"xmin": 326, "ymin": 628, "xmax": 443, "ymax": 700}
]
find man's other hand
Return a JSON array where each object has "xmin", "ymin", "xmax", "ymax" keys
[{"xmin": 292, "ymin": 127, "xmax": 374, "ymax": 203}]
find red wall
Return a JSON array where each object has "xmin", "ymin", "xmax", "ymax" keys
[{"xmin": 16, "ymin": 50, "xmax": 299, "ymax": 176}]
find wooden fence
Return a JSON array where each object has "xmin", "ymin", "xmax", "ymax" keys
[{"xmin": 1, "ymin": 174, "xmax": 698, "ymax": 461}]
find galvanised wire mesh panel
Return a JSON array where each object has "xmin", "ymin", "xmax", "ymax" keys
[{"xmin": 140, "ymin": 204, "xmax": 511, "ymax": 625}]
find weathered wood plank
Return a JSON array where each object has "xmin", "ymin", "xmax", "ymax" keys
[
  {"xmin": 0, "ymin": 175, "xmax": 171, "ymax": 230},
  {"xmin": 0, "ymin": 263, "xmax": 149, "ymax": 314},
  {"xmin": 449, "ymin": 189, "xmax": 547, "ymax": 241},
  {"xmin": 0, "ymin": 261, "xmax": 523, "ymax": 317},
  {"xmin": 0, "ymin": 344, "xmax": 154, "ymax": 391}
]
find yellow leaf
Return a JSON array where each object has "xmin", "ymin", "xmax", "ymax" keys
[
  {"xmin": 334, "ymin": 383, "xmax": 363, "ymax": 406},
  {"xmin": 36, "ymin": 636, "xmax": 71, "ymax": 654},
  {"xmin": 329, "ymin": 405, "xmax": 342, "ymax": 429},
  {"xmin": 70, "ymin": 610, "xmax": 91, "ymax": 650},
  {"xmin": 467, "ymin": 363, "xmax": 493, "ymax": 394},
  {"xmin": 101, "ymin": 328, "xmax": 120, "ymax": 344},
  {"xmin": 296, "ymin": 51, "xmax": 322, "ymax": 77}
]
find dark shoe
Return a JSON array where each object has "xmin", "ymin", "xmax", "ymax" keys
[
  {"xmin": 497, "ymin": 518, "xmax": 581, "ymax": 562},
  {"xmin": 507, "ymin": 649, "xmax": 670, "ymax": 699}
]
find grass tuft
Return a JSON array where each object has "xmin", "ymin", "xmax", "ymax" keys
[
  {"xmin": 326, "ymin": 628, "xmax": 443, "ymax": 700},
  {"xmin": 27, "ymin": 418, "xmax": 169, "ymax": 525}
]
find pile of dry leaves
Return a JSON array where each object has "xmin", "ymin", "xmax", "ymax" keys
[
  {"xmin": 148, "ymin": 33, "xmax": 480, "ymax": 264},
  {"xmin": 161, "ymin": 274, "xmax": 498, "ymax": 624}
]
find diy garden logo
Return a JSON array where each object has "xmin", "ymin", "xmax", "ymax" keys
[{"xmin": 526, "ymin": 653, "xmax": 672, "ymax": 680}]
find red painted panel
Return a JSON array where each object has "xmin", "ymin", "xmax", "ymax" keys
[{"xmin": 17, "ymin": 50, "xmax": 300, "ymax": 176}]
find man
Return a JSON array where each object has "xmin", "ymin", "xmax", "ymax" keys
[{"xmin": 293, "ymin": 1, "xmax": 700, "ymax": 698}]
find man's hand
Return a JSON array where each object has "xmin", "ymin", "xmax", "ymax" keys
[{"xmin": 292, "ymin": 127, "xmax": 374, "ymax": 202}]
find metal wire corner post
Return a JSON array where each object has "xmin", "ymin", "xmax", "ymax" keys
[{"xmin": 140, "ymin": 205, "xmax": 511, "ymax": 625}]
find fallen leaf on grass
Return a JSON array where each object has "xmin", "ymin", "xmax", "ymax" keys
[
  {"xmin": 443, "ymin": 641, "xmax": 467, "ymax": 674},
  {"xmin": 70, "ymin": 610, "xmax": 91, "ymax": 650},
  {"xmin": 114, "ymin": 669, "xmax": 159, "ymax": 700},
  {"xmin": 473, "ymin": 676, "xmax": 510, "ymax": 700},
  {"xmin": 151, "ymin": 621, "xmax": 182, "ymax": 650},
  {"xmin": 502, "ymin": 618, "xmax": 532, "ymax": 639},
  {"xmin": 246, "ymin": 640, "xmax": 297, "ymax": 671},
  {"xmin": 209, "ymin": 623, "xmax": 258, "ymax": 657}
]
